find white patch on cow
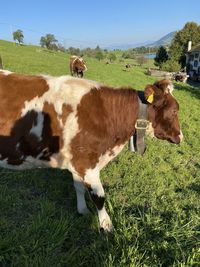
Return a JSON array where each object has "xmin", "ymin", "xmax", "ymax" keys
[
  {"xmin": 44, "ymin": 75, "xmax": 100, "ymax": 113},
  {"xmin": 57, "ymin": 116, "xmax": 63, "ymax": 128},
  {"xmin": 84, "ymin": 166, "xmax": 104, "ymax": 197},
  {"xmin": 0, "ymin": 70, "xmax": 13, "ymax": 75},
  {"xmin": 98, "ymin": 144, "xmax": 125, "ymax": 170},
  {"xmin": 30, "ymin": 112, "xmax": 44, "ymax": 140},
  {"xmin": 21, "ymin": 96, "xmax": 42, "ymax": 116}
]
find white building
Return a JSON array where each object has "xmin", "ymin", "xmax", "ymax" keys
[{"xmin": 186, "ymin": 42, "xmax": 200, "ymax": 81}]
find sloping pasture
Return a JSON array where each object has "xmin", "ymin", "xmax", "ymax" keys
[{"xmin": 0, "ymin": 40, "xmax": 199, "ymax": 267}]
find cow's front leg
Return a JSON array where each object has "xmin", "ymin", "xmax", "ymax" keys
[
  {"xmin": 73, "ymin": 174, "xmax": 90, "ymax": 215},
  {"xmin": 84, "ymin": 168, "xmax": 113, "ymax": 232}
]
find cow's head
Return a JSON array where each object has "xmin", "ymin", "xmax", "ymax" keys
[
  {"xmin": 74, "ymin": 57, "xmax": 87, "ymax": 72},
  {"xmin": 145, "ymin": 79, "xmax": 183, "ymax": 144}
]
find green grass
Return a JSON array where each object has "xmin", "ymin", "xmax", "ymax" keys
[{"xmin": 0, "ymin": 40, "xmax": 200, "ymax": 267}]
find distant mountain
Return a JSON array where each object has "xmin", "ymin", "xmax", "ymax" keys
[
  {"xmin": 106, "ymin": 40, "xmax": 154, "ymax": 50},
  {"xmin": 106, "ymin": 31, "xmax": 176, "ymax": 50},
  {"xmin": 148, "ymin": 31, "xmax": 176, "ymax": 47}
]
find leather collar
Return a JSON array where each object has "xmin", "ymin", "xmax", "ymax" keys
[{"xmin": 129, "ymin": 91, "xmax": 149, "ymax": 155}]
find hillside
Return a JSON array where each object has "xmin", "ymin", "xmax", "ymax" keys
[
  {"xmin": 149, "ymin": 31, "xmax": 176, "ymax": 47},
  {"xmin": 0, "ymin": 39, "xmax": 156, "ymax": 87},
  {"xmin": 0, "ymin": 39, "xmax": 200, "ymax": 267},
  {"xmin": 106, "ymin": 31, "xmax": 176, "ymax": 50}
]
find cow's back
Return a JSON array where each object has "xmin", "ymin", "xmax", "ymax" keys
[{"xmin": 0, "ymin": 71, "xmax": 100, "ymax": 170}]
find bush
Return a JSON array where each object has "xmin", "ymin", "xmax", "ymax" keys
[
  {"xmin": 122, "ymin": 49, "xmax": 135, "ymax": 59},
  {"xmin": 136, "ymin": 56, "xmax": 148, "ymax": 66},
  {"xmin": 161, "ymin": 59, "xmax": 181, "ymax": 72}
]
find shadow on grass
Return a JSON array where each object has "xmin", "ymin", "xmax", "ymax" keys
[
  {"xmin": 0, "ymin": 167, "xmax": 108, "ymax": 267},
  {"xmin": 175, "ymin": 81, "xmax": 200, "ymax": 99},
  {"xmin": 188, "ymin": 182, "xmax": 200, "ymax": 195}
]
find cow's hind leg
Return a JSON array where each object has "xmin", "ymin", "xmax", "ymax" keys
[
  {"xmin": 73, "ymin": 174, "xmax": 90, "ymax": 215},
  {"xmin": 84, "ymin": 168, "xmax": 113, "ymax": 232}
]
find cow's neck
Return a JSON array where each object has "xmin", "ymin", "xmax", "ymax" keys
[{"xmin": 129, "ymin": 90, "xmax": 149, "ymax": 155}]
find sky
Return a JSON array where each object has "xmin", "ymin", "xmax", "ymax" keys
[{"xmin": 0, "ymin": 0, "xmax": 200, "ymax": 48}]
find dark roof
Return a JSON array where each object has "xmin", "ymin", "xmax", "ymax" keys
[{"xmin": 189, "ymin": 43, "xmax": 200, "ymax": 53}]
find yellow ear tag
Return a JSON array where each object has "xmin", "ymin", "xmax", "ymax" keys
[{"xmin": 147, "ymin": 94, "xmax": 154, "ymax": 103}]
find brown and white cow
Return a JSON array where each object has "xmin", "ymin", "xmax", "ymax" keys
[
  {"xmin": 0, "ymin": 70, "xmax": 183, "ymax": 231},
  {"xmin": 69, "ymin": 55, "xmax": 87, "ymax": 78}
]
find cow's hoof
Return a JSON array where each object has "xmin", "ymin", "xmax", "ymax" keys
[{"xmin": 100, "ymin": 219, "xmax": 113, "ymax": 232}]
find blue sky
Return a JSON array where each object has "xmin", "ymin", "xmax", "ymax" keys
[{"xmin": 0, "ymin": 0, "xmax": 200, "ymax": 48}]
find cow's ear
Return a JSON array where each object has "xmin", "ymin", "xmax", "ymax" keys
[
  {"xmin": 144, "ymin": 85, "xmax": 156, "ymax": 104},
  {"xmin": 144, "ymin": 84, "xmax": 166, "ymax": 107}
]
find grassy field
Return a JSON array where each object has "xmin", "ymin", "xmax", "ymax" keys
[{"xmin": 0, "ymin": 40, "xmax": 200, "ymax": 267}]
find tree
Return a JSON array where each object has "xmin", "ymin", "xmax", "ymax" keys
[
  {"xmin": 107, "ymin": 52, "xmax": 116, "ymax": 62},
  {"xmin": 161, "ymin": 59, "xmax": 181, "ymax": 72},
  {"xmin": 57, "ymin": 43, "xmax": 66, "ymax": 52},
  {"xmin": 169, "ymin": 22, "xmax": 200, "ymax": 67},
  {"xmin": 94, "ymin": 46, "xmax": 104, "ymax": 61},
  {"xmin": 67, "ymin": 47, "xmax": 80, "ymax": 56},
  {"xmin": 13, "ymin": 29, "xmax": 24, "ymax": 45},
  {"xmin": 154, "ymin": 46, "xmax": 168, "ymax": 68},
  {"xmin": 40, "ymin": 34, "xmax": 58, "ymax": 50}
]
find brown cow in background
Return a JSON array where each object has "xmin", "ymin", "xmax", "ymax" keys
[{"xmin": 69, "ymin": 55, "xmax": 87, "ymax": 78}]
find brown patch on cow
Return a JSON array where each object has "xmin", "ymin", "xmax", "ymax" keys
[
  {"xmin": 0, "ymin": 73, "xmax": 49, "ymax": 135},
  {"xmin": 0, "ymin": 110, "xmax": 40, "ymax": 165},
  {"xmin": 0, "ymin": 100, "xmax": 72, "ymax": 165},
  {"xmin": 60, "ymin": 104, "xmax": 73, "ymax": 125},
  {"xmin": 70, "ymin": 86, "xmax": 139, "ymax": 177}
]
